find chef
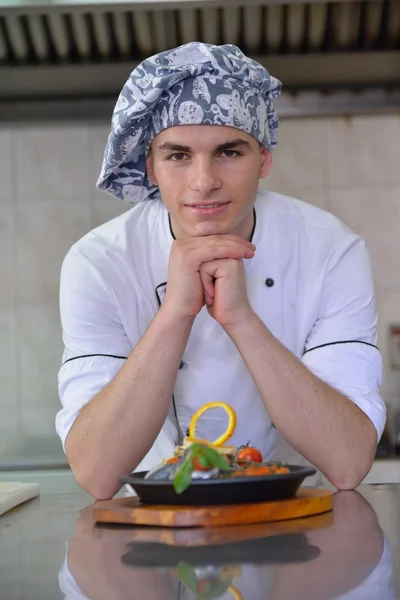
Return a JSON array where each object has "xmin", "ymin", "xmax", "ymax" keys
[{"xmin": 56, "ymin": 42, "xmax": 386, "ymax": 500}]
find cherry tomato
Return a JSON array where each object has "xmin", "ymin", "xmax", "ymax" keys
[{"xmin": 236, "ymin": 447, "xmax": 263, "ymax": 465}]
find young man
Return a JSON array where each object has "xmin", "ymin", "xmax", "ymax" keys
[{"xmin": 56, "ymin": 42, "xmax": 385, "ymax": 500}]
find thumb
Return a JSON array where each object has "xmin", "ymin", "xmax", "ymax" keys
[{"xmin": 199, "ymin": 263, "xmax": 216, "ymax": 306}]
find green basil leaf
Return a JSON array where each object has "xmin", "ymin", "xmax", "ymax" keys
[
  {"xmin": 200, "ymin": 446, "xmax": 231, "ymax": 471},
  {"xmin": 194, "ymin": 453, "xmax": 209, "ymax": 468},
  {"xmin": 174, "ymin": 443, "xmax": 231, "ymax": 493},
  {"xmin": 189, "ymin": 443, "xmax": 206, "ymax": 456},
  {"xmin": 196, "ymin": 577, "xmax": 234, "ymax": 599},
  {"xmin": 176, "ymin": 562, "xmax": 198, "ymax": 591},
  {"xmin": 188, "ymin": 444, "xmax": 212, "ymax": 467},
  {"xmin": 174, "ymin": 458, "xmax": 194, "ymax": 494}
]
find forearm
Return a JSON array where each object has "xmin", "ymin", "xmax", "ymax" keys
[
  {"xmin": 66, "ymin": 305, "xmax": 194, "ymax": 499},
  {"xmin": 225, "ymin": 312, "xmax": 377, "ymax": 489}
]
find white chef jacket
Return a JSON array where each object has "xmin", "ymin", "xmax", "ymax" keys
[{"xmin": 56, "ymin": 190, "xmax": 386, "ymax": 473}]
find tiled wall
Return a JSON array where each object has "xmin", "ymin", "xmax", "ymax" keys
[
  {"xmin": 1, "ymin": 114, "xmax": 399, "ymax": 455},
  {"xmin": 260, "ymin": 114, "xmax": 400, "ymax": 439},
  {"xmin": 0, "ymin": 123, "xmax": 130, "ymax": 457}
]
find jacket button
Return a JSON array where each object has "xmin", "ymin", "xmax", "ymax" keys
[{"xmin": 265, "ymin": 278, "xmax": 275, "ymax": 288}]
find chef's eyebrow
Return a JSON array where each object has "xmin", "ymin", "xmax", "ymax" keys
[
  {"xmin": 157, "ymin": 142, "xmax": 191, "ymax": 153},
  {"xmin": 156, "ymin": 139, "xmax": 252, "ymax": 153},
  {"xmin": 217, "ymin": 139, "xmax": 252, "ymax": 152}
]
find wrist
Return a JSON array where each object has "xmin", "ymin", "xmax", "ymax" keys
[
  {"xmin": 158, "ymin": 300, "xmax": 196, "ymax": 331},
  {"xmin": 222, "ymin": 308, "xmax": 259, "ymax": 337}
]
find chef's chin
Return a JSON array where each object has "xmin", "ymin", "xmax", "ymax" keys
[{"xmin": 191, "ymin": 220, "xmax": 230, "ymax": 237}]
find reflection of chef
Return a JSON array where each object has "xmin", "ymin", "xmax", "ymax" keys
[
  {"xmin": 59, "ymin": 491, "xmax": 395, "ymax": 600},
  {"xmin": 266, "ymin": 491, "xmax": 396, "ymax": 600},
  {"xmin": 176, "ymin": 530, "xmax": 394, "ymax": 600},
  {"xmin": 60, "ymin": 509, "xmax": 179, "ymax": 600},
  {"xmin": 334, "ymin": 536, "xmax": 394, "ymax": 600}
]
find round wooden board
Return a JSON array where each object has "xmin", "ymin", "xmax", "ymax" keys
[{"xmin": 91, "ymin": 488, "xmax": 333, "ymax": 528}]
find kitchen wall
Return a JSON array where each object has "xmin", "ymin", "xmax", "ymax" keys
[{"xmin": 1, "ymin": 113, "xmax": 400, "ymax": 458}]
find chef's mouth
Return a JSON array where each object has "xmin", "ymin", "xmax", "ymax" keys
[{"xmin": 184, "ymin": 201, "xmax": 231, "ymax": 208}]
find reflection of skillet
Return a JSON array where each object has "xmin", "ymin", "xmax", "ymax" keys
[{"xmin": 121, "ymin": 532, "xmax": 320, "ymax": 569}]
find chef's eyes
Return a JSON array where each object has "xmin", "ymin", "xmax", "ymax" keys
[
  {"xmin": 220, "ymin": 150, "xmax": 241, "ymax": 158},
  {"xmin": 169, "ymin": 153, "xmax": 188, "ymax": 161},
  {"xmin": 167, "ymin": 150, "xmax": 241, "ymax": 162}
]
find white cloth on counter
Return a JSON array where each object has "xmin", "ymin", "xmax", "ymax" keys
[{"xmin": 56, "ymin": 190, "xmax": 385, "ymax": 475}]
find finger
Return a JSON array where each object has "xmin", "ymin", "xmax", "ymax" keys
[
  {"xmin": 180, "ymin": 235, "xmax": 256, "ymax": 253},
  {"xmin": 208, "ymin": 235, "xmax": 256, "ymax": 250},
  {"xmin": 206, "ymin": 235, "xmax": 256, "ymax": 252},
  {"xmin": 204, "ymin": 237, "xmax": 255, "ymax": 257},
  {"xmin": 202, "ymin": 279, "xmax": 214, "ymax": 305},
  {"xmin": 201, "ymin": 258, "xmax": 242, "ymax": 279},
  {"xmin": 192, "ymin": 244, "xmax": 254, "ymax": 267},
  {"xmin": 171, "ymin": 237, "xmax": 255, "ymax": 271},
  {"xmin": 199, "ymin": 266, "xmax": 215, "ymax": 302},
  {"xmin": 204, "ymin": 289, "xmax": 214, "ymax": 306}
]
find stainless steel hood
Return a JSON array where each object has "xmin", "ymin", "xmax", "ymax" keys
[{"xmin": 1, "ymin": 0, "xmax": 399, "ymax": 120}]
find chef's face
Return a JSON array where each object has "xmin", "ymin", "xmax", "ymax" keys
[{"xmin": 146, "ymin": 125, "xmax": 271, "ymax": 239}]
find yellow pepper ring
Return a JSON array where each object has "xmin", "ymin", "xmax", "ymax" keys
[
  {"xmin": 189, "ymin": 401, "xmax": 237, "ymax": 447},
  {"xmin": 228, "ymin": 585, "xmax": 243, "ymax": 600}
]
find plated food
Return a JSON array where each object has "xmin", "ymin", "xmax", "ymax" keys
[
  {"xmin": 144, "ymin": 401, "xmax": 290, "ymax": 494},
  {"xmin": 119, "ymin": 401, "xmax": 317, "ymax": 505}
]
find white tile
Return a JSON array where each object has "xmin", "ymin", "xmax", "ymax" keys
[
  {"xmin": 0, "ymin": 414, "xmax": 19, "ymax": 457},
  {"xmin": 328, "ymin": 188, "xmax": 400, "ymax": 289},
  {"xmin": 91, "ymin": 189, "xmax": 114, "ymax": 202},
  {"xmin": 20, "ymin": 408, "xmax": 59, "ymax": 439},
  {"xmin": 0, "ymin": 128, "xmax": 12, "ymax": 200},
  {"xmin": 259, "ymin": 183, "xmax": 328, "ymax": 210},
  {"xmin": 384, "ymin": 394, "xmax": 400, "ymax": 443},
  {"xmin": 265, "ymin": 118, "xmax": 328, "ymax": 189},
  {"xmin": 15, "ymin": 124, "xmax": 89, "ymax": 197},
  {"xmin": 16, "ymin": 304, "xmax": 63, "ymax": 411},
  {"xmin": 0, "ymin": 307, "xmax": 16, "ymax": 401},
  {"xmin": 15, "ymin": 198, "xmax": 90, "ymax": 302},
  {"xmin": 90, "ymin": 197, "xmax": 130, "ymax": 229},
  {"xmin": 0, "ymin": 201, "xmax": 14, "ymax": 304},
  {"xmin": 0, "ymin": 307, "xmax": 18, "ymax": 453},
  {"xmin": 376, "ymin": 291, "xmax": 400, "ymax": 400},
  {"xmin": 87, "ymin": 123, "xmax": 111, "ymax": 194},
  {"xmin": 327, "ymin": 114, "xmax": 400, "ymax": 186}
]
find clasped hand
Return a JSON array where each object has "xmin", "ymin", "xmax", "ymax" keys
[{"xmin": 163, "ymin": 235, "xmax": 255, "ymax": 327}]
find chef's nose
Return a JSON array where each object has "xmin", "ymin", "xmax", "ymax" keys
[{"xmin": 189, "ymin": 156, "xmax": 222, "ymax": 195}]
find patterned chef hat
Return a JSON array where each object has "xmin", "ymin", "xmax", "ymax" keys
[{"xmin": 97, "ymin": 42, "xmax": 282, "ymax": 204}]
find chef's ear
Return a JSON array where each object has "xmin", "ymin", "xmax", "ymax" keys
[
  {"xmin": 259, "ymin": 146, "xmax": 272, "ymax": 179},
  {"xmin": 146, "ymin": 150, "xmax": 158, "ymax": 186}
]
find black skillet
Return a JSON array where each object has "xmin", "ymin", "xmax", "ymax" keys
[{"xmin": 120, "ymin": 465, "xmax": 316, "ymax": 506}]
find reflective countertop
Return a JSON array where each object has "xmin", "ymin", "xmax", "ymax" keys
[{"xmin": 1, "ymin": 484, "xmax": 399, "ymax": 599}]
